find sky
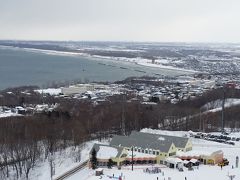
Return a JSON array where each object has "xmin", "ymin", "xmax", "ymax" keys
[{"xmin": 0, "ymin": 0, "xmax": 240, "ymax": 42}]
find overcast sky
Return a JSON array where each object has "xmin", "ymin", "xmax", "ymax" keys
[{"xmin": 0, "ymin": 0, "xmax": 240, "ymax": 42}]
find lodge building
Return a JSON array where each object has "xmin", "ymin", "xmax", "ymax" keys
[{"xmin": 89, "ymin": 131, "xmax": 193, "ymax": 167}]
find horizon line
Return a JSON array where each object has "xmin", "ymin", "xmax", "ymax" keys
[{"xmin": 0, "ymin": 39, "xmax": 240, "ymax": 44}]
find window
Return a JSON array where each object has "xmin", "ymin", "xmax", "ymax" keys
[
  {"xmin": 153, "ymin": 151, "xmax": 156, "ymax": 155},
  {"xmin": 156, "ymin": 152, "xmax": 160, "ymax": 155},
  {"xmin": 145, "ymin": 150, "xmax": 148, "ymax": 154},
  {"xmin": 142, "ymin": 149, "xmax": 144, "ymax": 153},
  {"xmin": 138, "ymin": 149, "xmax": 141, "ymax": 152},
  {"xmin": 121, "ymin": 154, "xmax": 127, "ymax": 158},
  {"xmin": 169, "ymin": 152, "xmax": 176, "ymax": 156}
]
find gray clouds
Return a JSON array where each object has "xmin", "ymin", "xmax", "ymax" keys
[{"xmin": 0, "ymin": 0, "xmax": 239, "ymax": 42}]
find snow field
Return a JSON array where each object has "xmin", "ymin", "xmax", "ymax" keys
[{"xmin": 67, "ymin": 129, "xmax": 240, "ymax": 180}]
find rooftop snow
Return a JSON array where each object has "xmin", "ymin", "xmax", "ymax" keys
[
  {"xmin": 97, "ymin": 146, "xmax": 118, "ymax": 159},
  {"xmin": 158, "ymin": 137, "xmax": 165, "ymax": 141}
]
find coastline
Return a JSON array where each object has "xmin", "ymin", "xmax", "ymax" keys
[{"xmin": 0, "ymin": 45, "xmax": 197, "ymax": 74}]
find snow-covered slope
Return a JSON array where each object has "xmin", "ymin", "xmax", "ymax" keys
[
  {"xmin": 203, "ymin": 98, "xmax": 240, "ymax": 113},
  {"xmin": 67, "ymin": 129, "xmax": 240, "ymax": 180}
]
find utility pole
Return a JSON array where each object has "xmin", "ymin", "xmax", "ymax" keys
[
  {"xmin": 222, "ymin": 86, "xmax": 226, "ymax": 134},
  {"xmin": 131, "ymin": 146, "xmax": 134, "ymax": 171},
  {"xmin": 121, "ymin": 93, "xmax": 126, "ymax": 136},
  {"xmin": 199, "ymin": 108, "xmax": 202, "ymax": 132},
  {"xmin": 42, "ymin": 88, "xmax": 44, "ymax": 105},
  {"xmin": 203, "ymin": 118, "xmax": 205, "ymax": 133},
  {"xmin": 202, "ymin": 111, "xmax": 205, "ymax": 133}
]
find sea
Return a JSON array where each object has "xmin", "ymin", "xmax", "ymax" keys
[{"xmin": 0, "ymin": 46, "xmax": 188, "ymax": 90}]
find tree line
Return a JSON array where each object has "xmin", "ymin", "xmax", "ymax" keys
[{"xmin": 0, "ymin": 86, "xmax": 240, "ymax": 179}]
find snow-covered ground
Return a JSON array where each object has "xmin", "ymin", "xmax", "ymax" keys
[
  {"xmin": 0, "ymin": 103, "xmax": 59, "ymax": 119},
  {"xmin": 66, "ymin": 129, "xmax": 240, "ymax": 180},
  {"xmin": 135, "ymin": 59, "xmax": 197, "ymax": 73},
  {"xmin": 69, "ymin": 164, "xmax": 239, "ymax": 180},
  {"xmin": 6, "ymin": 129, "xmax": 240, "ymax": 180},
  {"xmin": 0, "ymin": 106, "xmax": 22, "ymax": 118},
  {"xmin": 34, "ymin": 88, "xmax": 62, "ymax": 95},
  {"xmin": 0, "ymin": 111, "xmax": 22, "ymax": 118},
  {"xmin": 7, "ymin": 140, "xmax": 110, "ymax": 180},
  {"xmin": 203, "ymin": 98, "xmax": 240, "ymax": 113}
]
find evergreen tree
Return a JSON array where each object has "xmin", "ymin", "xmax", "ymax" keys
[
  {"xmin": 107, "ymin": 159, "xmax": 113, "ymax": 169},
  {"xmin": 90, "ymin": 148, "xmax": 97, "ymax": 169}
]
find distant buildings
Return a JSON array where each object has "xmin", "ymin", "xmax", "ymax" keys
[{"xmin": 61, "ymin": 84, "xmax": 107, "ymax": 95}]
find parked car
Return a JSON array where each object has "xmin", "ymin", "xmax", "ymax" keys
[
  {"xmin": 226, "ymin": 141, "xmax": 235, "ymax": 145},
  {"xmin": 194, "ymin": 135, "xmax": 201, "ymax": 139},
  {"xmin": 178, "ymin": 168, "xmax": 184, "ymax": 172}
]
